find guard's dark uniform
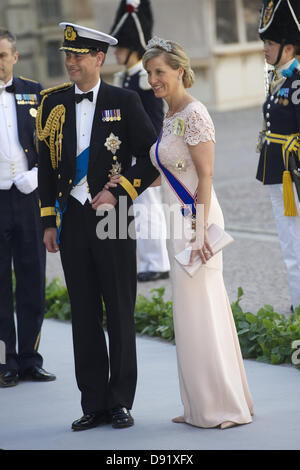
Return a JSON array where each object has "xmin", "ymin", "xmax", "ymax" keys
[
  {"xmin": 0, "ymin": 77, "xmax": 46, "ymax": 373},
  {"xmin": 37, "ymin": 80, "xmax": 159, "ymax": 413},
  {"xmin": 115, "ymin": 66, "xmax": 164, "ymax": 133},
  {"xmin": 256, "ymin": 0, "xmax": 300, "ymax": 309},
  {"xmin": 110, "ymin": 0, "xmax": 170, "ymax": 280},
  {"xmin": 256, "ymin": 67, "xmax": 300, "ymax": 184}
]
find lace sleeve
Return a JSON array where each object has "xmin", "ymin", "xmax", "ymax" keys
[{"xmin": 184, "ymin": 104, "xmax": 216, "ymax": 146}]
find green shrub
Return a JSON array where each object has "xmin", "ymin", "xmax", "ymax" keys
[
  {"xmin": 232, "ymin": 287, "xmax": 300, "ymax": 368},
  {"xmin": 135, "ymin": 287, "xmax": 174, "ymax": 342},
  {"xmin": 45, "ymin": 278, "xmax": 71, "ymax": 322}
]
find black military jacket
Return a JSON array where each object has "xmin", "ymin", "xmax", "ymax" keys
[
  {"xmin": 37, "ymin": 80, "xmax": 159, "ymax": 229},
  {"xmin": 256, "ymin": 67, "xmax": 300, "ymax": 184},
  {"xmin": 119, "ymin": 66, "xmax": 164, "ymax": 134},
  {"xmin": 12, "ymin": 76, "xmax": 42, "ymax": 168}
]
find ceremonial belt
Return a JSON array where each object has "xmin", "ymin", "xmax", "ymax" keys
[
  {"xmin": 155, "ymin": 131, "xmax": 197, "ymax": 223},
  {"xmin": 265, "ymin": 132, "xmax": 300, "ymax": 216},
  {"xmin": 55, "ymin": 147, "xmax": 90, "ymax": 243}
]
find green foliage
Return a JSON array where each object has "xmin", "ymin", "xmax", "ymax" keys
[
  {"xmin": 45, "ymin": 278, "xmax": 71, "ymax": 322},
  {"xmin": 231, "ymin": 287, "xmax": 300, "ymax": 368},
  {"xmin": 42, "ymin": 277, "xmax": 300, "ymax": 369},
  {"xmin": 135, "ymin": 287, "xmax": 174, "ymax": 342}
]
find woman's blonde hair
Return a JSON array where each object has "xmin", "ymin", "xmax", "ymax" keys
[{"xmin": 142, "ymin": 39, "xmax": 195, "ymax": 89}]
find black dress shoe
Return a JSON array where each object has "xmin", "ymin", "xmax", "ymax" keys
[
  {"xmin": 137, "ymin": 271, "xmax": 169, "ymax": 282},
  {"xmin": 72, "ymin": 412, "xmax": 111, "ymax": 431},
  {"xmin": 19, "ymin": 366, "xmax": 56, "ymax": 382},
  {"xmin": 111, "ymin": 407, "xmax": 134, "ymax": 429},
  {"xmin": 0, "ymin": 370, "xmax": 19, "ymax": 388}
]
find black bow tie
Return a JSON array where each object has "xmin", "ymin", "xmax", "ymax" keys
[
  {"xmin": 75, "ymin": 91, "xmax": 93, "ymax": 104},
  {"xmin": 5, "ymin": 84, "xmax": 15, "ymax": 93}
]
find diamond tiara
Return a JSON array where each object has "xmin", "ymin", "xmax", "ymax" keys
[{"xmin": 146, "ymin": 36, "xmax": 172, "ymax": 53}]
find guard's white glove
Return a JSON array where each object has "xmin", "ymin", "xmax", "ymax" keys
[{"xmin": 13, "ymin": 167, "xmax": 38, "ymax": 194}]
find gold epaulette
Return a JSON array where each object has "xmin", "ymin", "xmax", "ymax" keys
[
  {"xmin": 40, "ymin": 82, "xmax": 73, "ymax": 96},
  {"xmin": 19, "ymin": 76, "xmax": 39, "ymax": 83}
]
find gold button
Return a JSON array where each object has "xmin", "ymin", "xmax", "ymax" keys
[
  {"xmin": 59, "ymin": 192, "xmax": 62, "ymax": 197},
  {"xmin": 25, "ymin": 149, "xmax": 28, "ymax": 153},
  {"xmin": 58, "ymin": 174, "xmax": 61, "ymax": 179},
  {"xmin": 69, "ymin": 179, "xmax": 72, "ymax": 184}
]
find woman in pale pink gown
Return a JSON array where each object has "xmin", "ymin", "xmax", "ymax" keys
[{"xmin": 107, "ymin": 37, "xmax": 254, "ymax": 429}]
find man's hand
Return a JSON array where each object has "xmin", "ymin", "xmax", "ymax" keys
[
  {"xmin": 91, "ymin": 189, "xmax": 117, "ymax": 211},
  {"xmin": 44, "ymin": 228, "xmax": 59, "ymax": 253}
]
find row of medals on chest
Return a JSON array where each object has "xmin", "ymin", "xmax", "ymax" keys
[{"xmin": 268, "ymin": 90, "xmax": 289, "ymax": 107}]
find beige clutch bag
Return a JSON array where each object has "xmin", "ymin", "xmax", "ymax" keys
[{"xmin": 174, "ymin": 223, "xmax": 234, "ymax": 277}]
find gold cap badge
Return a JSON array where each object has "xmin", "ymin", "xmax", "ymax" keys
[
  {"xmin": 65, "ymin": 26, "xmax": 77, "ymax": 42},
  {"xmin": 263, "ymin": 1, "xmax": 274, "ymax": 28}
]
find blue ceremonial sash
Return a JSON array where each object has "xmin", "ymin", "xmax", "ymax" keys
[
  {"xmin": 155, "ymin": 131, "xmax": 196, "ymax": 217},
  {"xmin": 55, "ymin": 147, "xmax": 90, "ymax": 243},
  {"xmin": 54, "ymin": 199, "xmax": 66, "ymax": 244},
  {"xmin": 74, "ymin": 147, "xmax": 90, "ymax": 186}
]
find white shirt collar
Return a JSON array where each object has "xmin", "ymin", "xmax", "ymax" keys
[
  {"xmin": 126, "ymin": 60, "xmax": 144, "ymax": 77},
  {"xmin": 0, "ymin": 77, "xmax": 13, "ymax": 93},
  {"xmin": 75, "ymin": 78, "xmax": 101, "ymax": 105},
  {"xmin": 5, "ymin": 77, "xmax": 13, "ymax": 87}
]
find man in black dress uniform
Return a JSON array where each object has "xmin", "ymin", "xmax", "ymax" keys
[
  {"xmin": 256, "ymin": 0, "xmax": 300, "ymax": 310},
  {"xmin": 37, "ymin": 22, "xmax": 159, "ymax": 430},
  {"xmin": 110, "ymin": 0, "xmax": 170, "ymax": 282},
  {"xmin": 0, "ymin": 28, "xmax": 55, "ymax": 387}
]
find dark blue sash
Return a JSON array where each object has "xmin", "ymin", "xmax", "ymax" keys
[
  {"xmin": 155, "ymin": 131, "xmax": 196, "ymax": 217},
  {"xmin": 55, "ymin": 147, "xmax": 90, "ymax": 243}
]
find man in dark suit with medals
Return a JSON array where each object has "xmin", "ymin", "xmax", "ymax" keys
[
  {"xmin": 110, "ymin": 0, "xmax": 170, "ymax": 283},
  {"xmin": 0, "ymin": 28, "xmax": 55, "ymax": 387},
  {"xmin": 37, "ymin": 22, "xmax": 159, "ymax": 430},
  {"xmin": 256, "ymin": 0, "xmax": 300, "ymax": 311}
]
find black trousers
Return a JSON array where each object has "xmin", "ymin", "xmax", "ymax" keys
[
  {"xmin": 0, "ymin": 185, "xmax": 46, "ymax": 372},
  {"xmin": 59, "ymin": 196, "xmax": 137, "ymax": 414}
]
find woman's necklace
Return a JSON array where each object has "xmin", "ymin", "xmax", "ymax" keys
[{"xmin": 166, "ymin": 98, "xmax": 195, "ymax": 118}]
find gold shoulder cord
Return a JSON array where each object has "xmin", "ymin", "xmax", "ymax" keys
[
  {"xmin": 36, "ymin": 83, "xmax": 72, "ymax": 170},
  {"xmin": 19, "ymin": 76, "xmax": 39, "ymax": 84}
]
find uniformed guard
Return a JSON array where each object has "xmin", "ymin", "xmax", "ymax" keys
[
  {"xmin": 37, "ymin": 22, "xmax": 159, "ymax": 430},
  {"xmin": 256, "ymin": 0, "xmax": 300, "ymax": 310},
  {"xmin": 0, "ymin": 28, "xmax": 55, "ymax": 387},
  {"xmin": 110, "ymin": 0, "xmax": 170, "ymax": 282}
]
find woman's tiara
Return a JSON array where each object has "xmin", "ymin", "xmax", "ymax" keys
[{"xmin": 146, "ymin": 36, "xmax": 172, "ymax": 53}]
